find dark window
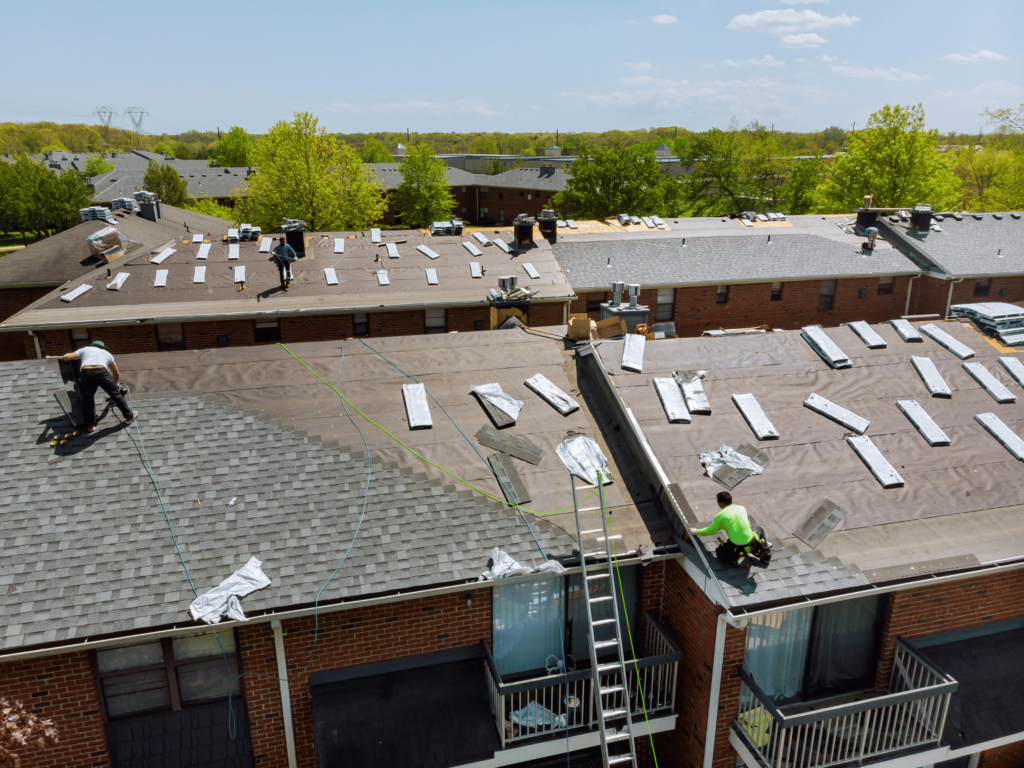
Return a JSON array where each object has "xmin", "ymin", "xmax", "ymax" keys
[
  {"xmin": 156, "ymin": 323, "xmax": 185, "ymax": 352},
  {"xmin": 716, "ymin": 285, "xmax": 729, "ymax": 305},
  {"xmin": 353, "ymin": 313, "xmax": 369, "ymax": 337},
  {"xmin": 656, "ymin": 288, "xmax": 675, "ymax": 321},
  {"xmin": 253, "ymin": 318, "xmax": 281, "ymax": 343},
  {"xmin": 975, "ymin": 278, "xmax": 991, "ymax": 297},
  {"xmin": 819, "ymin": 279, "xmax": 836, "ymax": 311},
  {"xmin": 586, "ymin": 293, "xmax": 604, "ymax": 312},
  {"xmin": 771, "ymin": 282, "xmax": 783, "ymax": 301},
  {"xmin": 878, "ymin": 276, "xmax": 894, "ymax": 295},
  {"xmin": 424, "ymin": 308, "xmax": 447, "ymax": 334},
  {"xmin": 94, "ymin": 632, "xmax": 241, "ymax": 721},
  {"xmin": 70, "ymin": 327, "xmax": 90, "ymax": 347}
]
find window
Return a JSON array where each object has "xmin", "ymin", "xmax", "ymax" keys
[
  {"xmin": 586, "ymin": 292, "xmax": 604, "ymax": 313},
  {"xmin": 716, "ymin": 285, "xmax": 729, "ymax": 305},
  {"xmin": 656, "ymin": 288, "xmax": 675, "ymax": 321},
  {"xmin": 353, "ymin": 313, "xmax": 369, "ymax": 336},
  {"xmin": 975, "ymin": 278, "xmax": 991, "ymax": 297},
  {"xmin": 70, "ymin": 327, "xmax": 90, "ymax": 347},
  {"xmin": 744, "ymin": 594, "xmax": 885, "ymax": 704},
  {"xmin": 878, "ymin": 276, "xmax": 894, "ymax": 295},
  {"xmin": 156, "ymin": 323, "xmax": 184, "ymax": 352},
  {"xmin": 253, "ymin": 318, "xmax": 281, "ymax": 343},
  {"xmin": 771, "ymin": 282, "xmax": 783, "ymax": 301},
  {"xmin": 424, "ymin": 308, "xmax": 447, "ymax": 334},
  {"xmin": 818, "ymin": 279, "xmax": 836, "ymax": 311},
  {"xmin": 480, "ymin": 187, "xmax": 489, "ymax": 199},
  {"xmin": 94, "ymin": 631, "xmax": 241, "ymax": 721}
]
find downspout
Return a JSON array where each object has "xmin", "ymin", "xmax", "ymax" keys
[
  {"xmin": 27, "ymin": 329, "xmax": 42, "ymax": 359},
  {"xmin": 944, "ymin": 277, "xmax": 965, "ymax": 319},
  {"xmin": 271, "ymin": 620, "xmax": 298, "ymax": 768},
  {"xmin": 703, "ymin": 613, "xmax": 747, "ymax": 768},
  {"xmin": 904, "ymin": 274, "xmax": 918, "ymax": 317}
]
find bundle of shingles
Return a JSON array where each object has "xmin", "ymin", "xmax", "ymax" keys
[{"xmin": 951, "ymin": 302, "xmax": 1024, "ymax": 346}]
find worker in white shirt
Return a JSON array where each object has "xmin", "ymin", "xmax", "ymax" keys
[{"xmin": 61, "ymin": 341, "xmax": 137, "ymax": 431}]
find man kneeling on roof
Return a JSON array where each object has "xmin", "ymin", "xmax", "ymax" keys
[
  {"xmin": 62, "ymin": 340, "xmax": 137, "ymax": 431},
  {"xmin": 271, "ymin": 236, "xmax": 298, "ymax": 290},
  {"xmin": 689, "ymin": 491, "xmax": 772, "ymax": 567}
]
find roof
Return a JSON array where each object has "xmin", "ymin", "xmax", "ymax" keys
[
  {"xmin": 554, "ymin": 228, "xmax": 920, "ymax": 291},
  {"xmin": 484, "ymin": 167, "xmax": 569, "ymax": 192},
  {"xmin": 0, "ymin": 207, "xmax": 209, "ymax": 289},
  {"xmin": 1, "ymin": 230, "xmax": 574, "ymax": 331},
  {"xmin": 882, "ymin": 212, "xmax": 1024, "ymax": 278},
  {"xmin": 0, "ymin": 328, "xmax": 653, "ymax": 652},
  {"xmin": 591, "ymin": 320, "xmax": 1024, "ymax": 609},
  {"xmin": 366, "ymin": 163, "xmax": 482, "ymax": 190}
]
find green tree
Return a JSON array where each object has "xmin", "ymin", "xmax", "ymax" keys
[
  {"xmin": 392, "ymin": 144, "xmax": 456, "ymax": 227},
  {"xmin": 553, "ymin": 144, "xmax": 680, "ymax": 219},
  {"xmin": 183, "ymin": 196, "xmax": 239, "ymax": 222},
  {"xmin": 216, "ymin": 127, "xmax": 252, "ymax": 167},
  {"xmin": 780, "ymin": 156, "xmax": 825, "ymax": 214},
  {"xmin": 680, "ymin": 124, "xmax": 750, "ymax": 216},
  {"xmin": 361, "ymin": 137, "xmax": 394, "ymax": 163},
  {"xmin": 821, "ymin": 104, "xmax": 962, "ymax": 212},
  {"xmin": 83, "ymin": 154, "xmax": 115, "ymax": 177},
  {"xmin": 235, "ymin": 112, "xmax": 386, "ymax": 232},
  {"xmin": 142, "ymin": 162, "xmax": 190, "ymax": 207}
]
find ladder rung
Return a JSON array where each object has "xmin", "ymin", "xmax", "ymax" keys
[
  {"xmin": 594, "ymin": 640, "xmax": 619, "ymax": 649},
  {"xmin": 606, "ymin": 731, "xmax": 631, "ymax": 743},
  {"xmin": 597, "ymin": 663, "xmax": 620, "ymax": 673},
  {"xmin": 601, "ymin": 685, "xmax": 624, "ymax": 695},
  {"xmin": 590, "ymin": 596, "xmax": 613, "ymax": 603},
  {"xmin": 608, "ymin": 755, "xmax": 634, "ymax": 765},
  {"xmin": 603, "ymin": 708, "xmax": 628, "ymax": 719},
  {"xmin": 592, "ymin": 618, "xmax": 616, "ymax": 625}
]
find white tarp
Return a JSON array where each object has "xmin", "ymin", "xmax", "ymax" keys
[
  {"xmin": 471, "ymin": 383, "xmax": 523, "ymax": 421},
  {"xmin": 188, "ymin": 556, "xmax": 271, "ymax": 624},
  {"xmin": 478, "ymin": 547, "xmax": 567, "ymax": 581},
  {"xmin": 699, "ymin": 445, "xmax": 765, "ymax": 479},
  {"xmin": 524, "ymin": 373, "xmax": 580, "ymax": 415},
  {"xmin": 556, "ymin": 436, "xmax": 613, "ymax": 486}
]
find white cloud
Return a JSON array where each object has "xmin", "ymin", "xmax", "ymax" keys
[
  {"xmin": 727, "ymin": 9, "xmax": 858, "ymax": 34},
  {"xmin": 829, "ymin": 65, "xmax": 928, "ymax": 81},
  {"xmin": 653, "ymin": 14, "xmax": 677, "ymax": 24},
  {"xmin": 747, "ymin": 54, "xmax": 786, "ymax": 66},
  {"xmin": 623, "ymin": 61, "xmax": 654, "ymax": 71},
  {"xmin": 781, "ymin": 33, "xmax": 827, "ymax": 48},
  {"xmin": 819, "ymin": 54, "xmax": 838, "ymax": 62},
  {"xmin": 942, "ymin": 50, "xmax": 1009, "ymax": 62}
]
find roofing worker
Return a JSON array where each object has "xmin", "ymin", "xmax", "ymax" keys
[
  {"xmin": 271, "ymin": 236, "xmax": 298, "ymax": 290},
  {"xmin": 62, "ymin": 341, "xmax": 137, "ymax": 431},
  {"xmin": 689, "ymin": 491, "xmax": 769, "ymax": 566}
]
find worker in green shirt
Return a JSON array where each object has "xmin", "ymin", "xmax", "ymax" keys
[{"xmin": 689, "ymin": 491, "xmax": 771, "ymax": 566}]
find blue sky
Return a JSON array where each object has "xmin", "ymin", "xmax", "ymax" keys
[{"xmin": 2, "ymin": 0, "xmax": 1021, "ymax": 136}]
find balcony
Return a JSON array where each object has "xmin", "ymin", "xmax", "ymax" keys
[
  {"xmin": 733, "ymin": 638, "xmax": 958, "ymax": 768},
  {"xmin": 481, "ymin": 611, "xmax": 681, "ymax": 753}
]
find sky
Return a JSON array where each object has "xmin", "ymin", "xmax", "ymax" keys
[{"xmin": 1, "ymin": 0, "xmax": 1021, "ymax": 137}]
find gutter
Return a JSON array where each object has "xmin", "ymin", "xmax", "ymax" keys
[
  {"xmin": 272, "ymin": 620, "xmax": 299, "ymax": 768},
  {"xmin": 944, "ymin": 277, "xmax": 964, "ymax": 319}
]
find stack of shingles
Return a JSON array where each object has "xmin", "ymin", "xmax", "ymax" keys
[{"xmin": 951, "ymin": 303, "xmax": 1024, "ymax": 346}]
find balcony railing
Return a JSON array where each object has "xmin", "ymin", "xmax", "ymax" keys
[
  {"xmin": 734, "ymin": 638, "xmax": 957, "ymax": 768},
  {"xmin": 482, "ymin": 611, "xmax": 681, "ymax": 750}
]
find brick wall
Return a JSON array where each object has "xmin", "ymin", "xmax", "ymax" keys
[
  {"xmin": 257, "ymin": 590, "xmax": 492, "ymax": 768},
  {"xmin": 651, "ymin": 559, "xmax": 745, "ymax": 768},
  {"xmin": 238, "ymin": 622, "xmax": 290, "ymax": 768},
  {"xmin": 876, "ymin": 570, "xmax": 1024, "ymax": 690},
  {"xmin": 0, "ymin": 652, "xmax": 110, "ymax": 768},
  {"xmin": 979, "ymin": 740, "xmax": 1024, "ymax": 768}
]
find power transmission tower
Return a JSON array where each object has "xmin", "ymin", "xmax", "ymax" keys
[
  {"xmin": 93, "ymin": 107, "xmax": 117, "ymax": 147},
  {"xmin": 124, "ymin": 107, "xmax": 147, "ymax": 149}
]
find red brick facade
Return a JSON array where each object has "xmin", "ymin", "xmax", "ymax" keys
[{"xmin": 0, "ymin": 652, "xmax": 110, "ymax": 768}]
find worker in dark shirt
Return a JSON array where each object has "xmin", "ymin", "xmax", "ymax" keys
[{"xmin": 271, "ymin": 236, "xmax": 298, "ymax": 289}]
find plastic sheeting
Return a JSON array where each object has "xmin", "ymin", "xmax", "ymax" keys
[
  {"xmin": 556, "ymin": 435, "xmax": 613, "ymax": 486},
  {"xmin": 524, "ymin": 373, "xmax": 580, "ymax": 415},
  {"xmin": 478, "ymin": 547, "xmax": 567, "ymax": 581},
  {"xmin": 699, "ymin": 445, "xmax": 765, "ymax": 480},
  {"xmin": 471, "ymin": 383, "xmax": 523, "ymax": 421},
  {"xmin": 188, "ymin": 556, "xmax": 271, "ymax": 624}
]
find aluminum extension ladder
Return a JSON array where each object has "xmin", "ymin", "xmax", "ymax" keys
[{"xmin": 570, "ymin": 471, "xmax": 637, "ymax": 768}]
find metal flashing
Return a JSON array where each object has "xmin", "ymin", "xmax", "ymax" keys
[
  {"xmin": 425, "ymin": 268, "xmax": 438, "ymax": 285},
  {"xmin": 911, "ymin": 356, "xmax": 952, "ymax": 397},
  {"xmin": 801, "ymin": 325, "xmax": 852, "ymax": 368},
  {"xmin": 522, "ymin": 263, "xmax": 541, "ymax": 279},
  {"xmin": 106, "ymin": 273, "xmax": 129, "ymax": 291},
  {"xmin": 193, "ymin": 266, "xmax": 206, "ymax": 284},
  {"xmin": 402, "ymin": 383, "xmax": 432, "ymax": 429},
  {"xmin": 999, "ymin": 357, "xmax": 1024, "ymax": 388},
  {"xmin": 416, "ymin": 245, "xmax": 440, "ymax": 260},
  {"xmin": 896, "ymin": 399, "xmax": 950, "ymax": 446},
  {"xmin": 324, "ymin": 268, "xmax": 339, "ymax": 286},
  {"xmin": 653, "ymin": 377, "xmax": 690, "ymax": 423},
  {"xmin": 963, "ymin": 362, "xmax": 1016, "ymax": 403},
  {"xmin": 732, "ymin": 393, "xmax": 779, "ymax": 440},
  {"xmin": 919, "ymin": 323, "xmax": 974, "ymax": 359},
  {"xmin": 151, "ymin": 248, "xmax": 175, "ymax": 264},
  {"xmin": 847, "ymin": 435, "xmax": 904, "ymax": 488},
  {"xmin": 462, "ymin": 242, "xmax": 483, "ymax": 257},
  {"xmin": 803, "ymin": 392, "xmax": 870, "ymax": 434},
  {"xmin": 975, "ymin": 412, "xmax": 1024, "ymax": 460},
  {"xmin": 793, "ymin": 500, "xmax": 848, "ymax": 548},
  {"xmin": 475, "ymin": 425, "xmax": 545, "ymax": 465},
  {"xmin": 60, "ymin": 284, "xmax": 92, "ymax": 302},
  {"xmin": 196, "ymin": 244, "xmax": 211, "ymax": 260},
  {"xmin": 844, "ymin": 321, "xmax": 887, "ymax": 349},
  {"xmin": 888, "ymin": 318, "xmax": 924, "ymax": 342},
  {"xmin": 154, "ymin": 270, "xmax": 168, "ymax": 288},
  {"xmin": 488, "ymin": 452, "xmax": 531, "ymax": 504},
  {"xmin": 621, "ymin": 334, "xmax": 645, "ymax": 372}
]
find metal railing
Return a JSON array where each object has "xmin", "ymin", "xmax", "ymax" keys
[
  {"xmin": 482, "ymin": 611, "xmax": 681, "ymax": 749},
  {"xmin": 734, "ymin": 638, "xmax": 957, "ymax": 768}
]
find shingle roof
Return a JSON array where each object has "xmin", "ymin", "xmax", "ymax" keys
[
  {"xmin": 554, "ymin": 233, "xmax": 921, "ymax": 291},
  {"xmin": 484, "ymin": 167, "xmax": 568, "ymax": 192},
  {"xmin": 0, "ymin": 337, "xmax": 581, "ymax": 651},
  {"xmin": 887, "ymin": 212, "xmax": 1024, "ymax": 278}
]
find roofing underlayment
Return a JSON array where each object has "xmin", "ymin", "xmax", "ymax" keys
[
  {"xmin": 0, "ymin": 330, "xmax": 656, "ymax": 652},
  {"xmin": 1, "ymin": 230, "xmax": 573, "ymax": 330},
  {"xmin": 593, "ymin": 319, "xmax": 1024, "ymax": 608}
]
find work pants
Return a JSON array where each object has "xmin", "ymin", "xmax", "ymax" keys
[{"xmin": 79, "ymin": 368, "xmax": 132, "ymax": 426}]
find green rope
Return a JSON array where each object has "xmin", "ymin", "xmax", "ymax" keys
[
  {"xmin": 599, "ymin": 471, "xmax": 661, "ymax": 767},
  {"xmin": 277, "ymin": 342, "xmax": 597, "ymax": 516}
]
